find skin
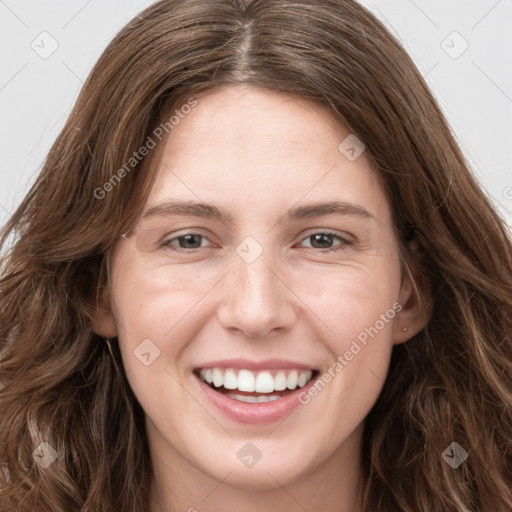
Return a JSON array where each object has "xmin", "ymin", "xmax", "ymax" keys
[{"xmin": 93, "ymin": 85, "xmax": 428, "ymax": 512}]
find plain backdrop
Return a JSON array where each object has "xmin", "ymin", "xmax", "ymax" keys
[{"xmin": 1, "ymin": 0, "xmax": 511, "ymax": 231}]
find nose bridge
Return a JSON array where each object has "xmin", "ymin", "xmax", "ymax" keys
[{"xmin": 217, "ymin": 240, "xmax": 296, "ymax": 337}]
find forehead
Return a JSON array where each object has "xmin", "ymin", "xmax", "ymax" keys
[
  {"xmin": 168, "ymin": 85, "xmax": 349, "ymax": 160},
  {"xmin": 144, "ymin": 85, "xmax": 391, "ymax": 226}
]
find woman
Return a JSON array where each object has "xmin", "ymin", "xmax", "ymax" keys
[{"xmin": 1, "ymin": 0, "xmax": 511, "ymax": 511}]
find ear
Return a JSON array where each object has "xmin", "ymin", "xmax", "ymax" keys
[
  {"xmin": 394, "ymin": 240, "xmax": 431, "ymax": 345},
  {"xmin": 90, "ymin": 283, "xmax": 118, "ymax": 338}
]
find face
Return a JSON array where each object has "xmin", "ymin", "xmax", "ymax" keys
[{"xmin": 95, "ymin": 85, "xmax": 424, "ymax": 493}]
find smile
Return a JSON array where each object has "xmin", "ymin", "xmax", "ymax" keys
[
  {"xmin": 193, "ymin": 362, "xmax": 320, "ymax": 423},
  {"xmin": 197, "ymin": 367, "xmax": 315, "ymax": 402}
]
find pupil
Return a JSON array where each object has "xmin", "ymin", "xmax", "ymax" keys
[
  {"xmin": 311, "ymin": 233, "xmax": 332, "ymax": 249},
  {"xmin": 180, "ymin": 234, "xmax": 201, "ymax": 248}
]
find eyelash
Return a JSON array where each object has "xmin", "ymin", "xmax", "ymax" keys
[{"xmin": 161, "ymin": 231, "xmax": 354, "ymax": 253}]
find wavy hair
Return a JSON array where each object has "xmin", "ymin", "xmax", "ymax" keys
[{"xmin": 1, "ymin": 0, "xmax": 511, "ymax": 510}]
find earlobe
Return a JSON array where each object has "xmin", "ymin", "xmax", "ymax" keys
[{"xmin": 394, "ymin": 258, "xmax": 430, "ymax": 345}]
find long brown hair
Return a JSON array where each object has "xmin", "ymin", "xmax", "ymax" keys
[{"xmin": 1, "ymin": 1, "xmax": 511, "ymax": 510}]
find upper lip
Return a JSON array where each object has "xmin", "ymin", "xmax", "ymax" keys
[{"xmin": 194, "ymin": 358, "xmax": 317, "ymax": 371}]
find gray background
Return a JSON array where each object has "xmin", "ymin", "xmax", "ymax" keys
[{"xmin": 1, "ymin": 0, "xmax": 511, "ymax": 230}]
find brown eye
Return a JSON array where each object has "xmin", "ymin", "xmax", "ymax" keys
[
  {"xmin": 299, "ymin": 232, "xmax": 352, "ymax": 252},
  {"xmin": 308, "ymin": 233, "xmax": 335, "ymax": 249},
  {"xmin": 163, "ymin": 234, "xmax": 207, "ymax": 250}
]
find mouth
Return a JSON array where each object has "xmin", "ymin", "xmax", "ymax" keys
[{"xmin": 194, "ymin": 367, "xmax": 319, "ymax": 403}]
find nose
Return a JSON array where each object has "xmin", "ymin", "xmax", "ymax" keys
[{"xmin": 216, "ymin": 249, "xmax": 298, "ymax": 339}]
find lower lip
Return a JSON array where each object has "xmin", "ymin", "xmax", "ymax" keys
[{"xmin": 195, "ymin": 375, "xmax": 318, "ymax": 424}]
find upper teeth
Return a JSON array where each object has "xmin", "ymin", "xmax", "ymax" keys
[{"xmin": 198, "ymin": 368, "xmax": 313, "ymax": 393}]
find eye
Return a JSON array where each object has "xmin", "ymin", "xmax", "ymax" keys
[
  {"xmin": 162, "ymin": 233, "xmax": 210, "ymax": 250},
  {"xmin": 298, "ymin": 232, "xmax": 353, "ymax": 253},
  {"xmin": 160, "ymin": 231, "xmax": 354, "ymax": 253}
]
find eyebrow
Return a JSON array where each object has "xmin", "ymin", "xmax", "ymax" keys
[{"xmin": 142, "ymin": 199, "xmax": 375, "ymax": 223}]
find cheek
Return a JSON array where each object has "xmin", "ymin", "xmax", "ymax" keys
[
  {"xmin": 107, "ymin": 253, "xmax": 210, "ymax": 427},
  {"xmin": 107, "ymin": 249, "xmax": 225, "ymax": 403},
  {"xmin": 110, "ymin": 249, "xmax": 215, "ymax": 340},
  {"xmin": 290, "ymin": 256, "xmax": 402, "ymax": 348},
  {"xmin": 297, "ymin": 278, "xmax": 399, "ymax": 460},
  {"xmin": 290, "ymin": 256, "xmax": 401, "ymax": 413}
]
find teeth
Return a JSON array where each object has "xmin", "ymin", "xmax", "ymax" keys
[
  {"xmin": 297, "ymin": 372, "xmax": 308, "ymax": 387},
  {"xmin": 257, "ymin": 394, "xmax": 280, "ymax": 403},
  {"xmin": 198, "ymin": 367, "xmax": 314, "ymax": 393},
  {"xmin": 200, "ymin": 368, "xmax": 213, "ymax": 384},
  {"xmin": 286, "ymin": 370, "xmax": 298, "ymax": 390},
  {"xmin": 255, "ymin": 371, "xmax": 274, "ymax": 393},
  {"xmin": 225, "ymin": 393, "xmax": 282, "ymax": 403},
  {"xmin": 223, "ymin": 369, "xmax": 238, "ymax": 389},
  {"xmin": 212, "ymin": 368, "xmax": 223, "ymax": 387},
  {"xmin": 274, "ymin": 371, "xmax": 287, "ymax": 391},
  {"xmin": 237, "ymin": 370, "xmax": 255, "ymax": 392}
]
